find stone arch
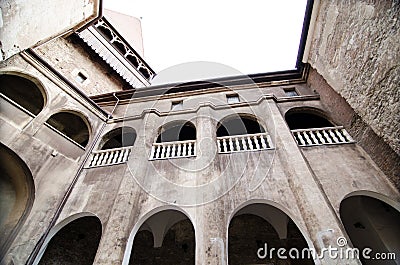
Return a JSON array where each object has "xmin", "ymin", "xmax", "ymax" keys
[
  {"xmin": 228, "ymin": 200, "xmax": 315, "ymax": 265},
  {"xmin": 0, "ymin": 143, "xmax": 35, "ymax": 258},
  {"xmin": 99, "ymin": 126, "xmax": 137, "ymax": 150},
  {"xmin": 156, "ymin": 120, "xmax": 196, "ymax": 143},
  {"xmin": 284, "ymin": 107, "xmax": 334, "ymax": 130},
  {"xmin": 46, "ymin": 110, "xmax": 91, "ymax": 147},
  {"xmin": 217, "ymin": 113, "xmax": 266, "ymax": 137},
  {"xmin": 33, "ymin": 213, "xmax": 102, "ymax": 265},
  {"xmin": 340, "ymin": 191, "xmax": 400, "ymax": 265},
  {"xmin": 123, "ymin": 206, "xmax": 195, "ymax": 265},
  {"xmin": 0, "ymin": 72, "xmax": 47, "ymax": 115}
]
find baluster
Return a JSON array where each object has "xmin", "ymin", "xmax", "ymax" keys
[
  {"xmin": 177, "ymin": 143, "xmax": 182, "ymax": 157},
  {"xmin": 160, "ymin": 145, "xmax": 166, "ymax": 159},
  {"xmin": 193, "ymin": 142, "xmax": 196, "ymax": 156},
  {"xmin": 341, "ymin": 128, "xmax": 353, "ymax": 142},
  {"xmin": 166, "ymin": 144, "xmax": 171, "ymax": 158},
  {"xmin": 108, "ymin": 151, "xmax": 115, "ymax": 164},
  {"xmin": 182, "ymin": 142, "xmax": 187, "ymax": 156},
  {"xmin": 112, "ymin": 150, "xmax": 119, "ymax": 164},
  {"xmin": 96, "ymin": 153, "xmax": 104, "ymax": 166},
  {"xmin": 228, "ymin": 137, "xmax": 234, "ymax": 152},
  {"xmin": 328, "ymin": 129, "xmax": 339, "ymax": 143},
  {"xmin": 295, "ymin": 132, "xmax": 306, "ymax": 146},
  {"xmin": 122, "ymin": 149, "xmax": 130, "ymax": 162},
  {"xmin": 322, "ymin": 130, "xmax": 333, "ymax": 144},
  {"xmin": 260, "ymin": 135, "xmax": 268, "ymax": 149},
  {"xmin": 302, "ymin": 131, "xmax": 312, "ymax": 145},
  {"xmin": 217, "ymin": 139, "xmax": 222, "ymax": 153},
  {"xmin": 90, "ymin": 154, "xmax": 97, "ymax": 167},
  {"xmin": 222, "ymin": 138, "xmax": 227, "ymax": 153},
  {"xmin": 235, "ymin": 137, "xmax": 241, "ymax": 151},
  {"xmin": 150, "ymin": 145, "xmax": 156, "ymax": 159},
  {"xmin": 309, "ymin": 130, "xmax": 319, "ymax": 145},
  {"xmin": 241, "ymin": 136, "xmax": 247, "ymax": 151},
  {"xmin": 247, "ymin": 136, "xmax": 254, "ymax": 150},
  {"xmin": 335, "ymin": 129, "xmax": 346, "ymax": 142},
  {"xmin": 171, "ymin": 144, "xmax": 176, "ymax": 158},
  {"xmin": 156, "ymin": 145, "xmax": 161, "ymax": 159},
  {"xmin": 315, "ymin": 130, "xmax": 326, "ymax": 144},
  {"xmin": 253, "ymin": 135, "xmax": 260, "ymax": 150},
  {"xmin": 188, "ymin": 142, "xmax": 193, "ymax": 156}
]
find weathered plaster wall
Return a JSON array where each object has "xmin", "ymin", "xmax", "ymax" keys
[{"xmin": 306, "ymin": 0, "xmax": 400, "ymax": 155}]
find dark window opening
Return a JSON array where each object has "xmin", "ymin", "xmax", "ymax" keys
[
  {"xmin": 171, "ymin": 101, "xmax": 183, "ymax": 111},
  {"xmin": 101, "ymin": 127, "xmax": 137, "ymax": 150},
  {"xmin": 75, "ymin": 72, "xmax": 87, "ymax": 84},
  {"xmin": 139, "ymin": 67, "xmax": 151, "ymax": 79},
  {"xmin": 0, "ymin": 74, "xmax": 45, "ymax": 115},
  {"xmin": 217, "ymin": 115, "xmax": 265, "ymax": 137},
  {"xmin": 227, "ymin": 94, "xmax": 240, "ymax": 104},
  {"xmin": 126, "ymin": 54, "xmax": 139, "ymax": 68},
  {"xmin": 38, "ymin": 216, "xmax": 102, "ymax": 265},
  {"xmin": 284, "ymin": 88, "xmax": 299, "ymax": 97},
  {"xmin": 113, "ymin": 41, "xmax": 127, "ymax": 55},
  {"xmin": 46, "ymin": 112, "xmax": 90, "ymax": 147},
  {"xmin": 97, "ymin": 25, "xmax": 113, "ymax": 41},
  {"xmin": 285, "ymin": 112, "xmax": 333, "ymax": 130},
  {"xmin": 156, "ymin": 122, "xmax": 196, "ymax": 143}
]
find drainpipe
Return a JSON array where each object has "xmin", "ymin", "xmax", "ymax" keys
[{"xmin": 25, "ymin": 93, "xmax": 120, "ymax": 265}]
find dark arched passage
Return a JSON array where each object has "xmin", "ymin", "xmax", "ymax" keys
[
  {"xmin": 217, "ymin": 114, "xmax": 265, "ymax": 137},
  {"xmin": 0, "ymin": 74, "xmax": 45, "ymax": 115},
  {"xmin": 228, "ymin": 203, "xmax": 313, "ymax": 265},
  {"xmin": 340, "ymin": 195, "xmax": 400, "ymax": 265},
  {"xmin": 156, "ymin": 121, "xmax": 196, "ymax": 143},
  {"xmin": 0, "ymin": 143, "xmax": 35, "ymax": 258},
  {"xmin": 285, "ymin": 109, "xmax": 333, "ymax": 130},
  {"xmin": 38, "ymin": 216, "xmax": 102, "ymax": 265},
  {"xmin": 129, "ymin": 210, "xmax": 195, "ymax": 265}
]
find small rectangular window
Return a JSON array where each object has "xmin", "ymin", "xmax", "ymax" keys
[
  {"xmin": 75, "ymin": 72, "xmax": 88, "ymax": 84},
  {"xmin": 171, "ymin": 100, "xmax": 183, "ymax": 111},
  {"xmin": 226, "ymin": 94, "xmax": 240, "ymax": 104},
  {"xmin": 284, "ymin": 88, "xmax": 299, "ymax": 97}
]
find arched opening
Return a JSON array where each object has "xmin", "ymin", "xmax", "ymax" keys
[
  {"xmin": 340, "ymin": 195, "xmax": 400, "ymax": 265},
  {"xmin": 0, "ymin": 74, "xmax": 45, "ymax": 115},
  {"xmin": 156, "ymin": 121, "xmax": 196, "ymax": 143},
  {"xmin": 129, "ymin": 210, "xmax": 195, "ymax": 265},
  {"xmin": 101, "ymin": 127, "xmax": 137, "ymax": 150},
  {"xmin": 285, "ymin": 109, "xmax": 333, "ymax": 130},
  {"xmin": 37, "ymin": 216, "xmax": 102, "ymax": 265},
  {"xmin": 228, "ymin": 203, "xmax": 314, "ymax": 265},
  {"xmin": 0, "ymin": 143, "xmax": 35, "ymax": 258},
  {"xmin": 46, "ymin": 111, "xmax": 90, "ymax": 147},
  {"xmin": 217, "ymin": 114, "xmax": 265, "ymax": 137}
]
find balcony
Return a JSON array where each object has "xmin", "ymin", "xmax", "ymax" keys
[
  {"xmin": 291, "ymin": 126, "xmax": 354, "ymax": 147},
  {"xmin": 87, "ymin": 146, "xmax": 132, "ymax": 168},
  {"xmin": 149, "ymin": 140, "xmax": 196, "ymax": 160},
  {"xmin": 217, "ymin": 132, "xmax": 273, "ymax": 153}
]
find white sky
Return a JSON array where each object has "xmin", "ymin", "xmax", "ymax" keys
[{"xmin": 103, "ymin": 0, "xmax": 307, "ymax": 82}]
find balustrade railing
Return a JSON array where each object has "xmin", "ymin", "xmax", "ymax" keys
[
  {"xmin": 291, "ymin": 126, "xmax": 354, "ymax": 147},
  {"xmin": 150, "ymin": 140, "xmax": 196, "ymax": 160},
  {"xmin": 87, "ymin": 146, "xmax": 132, "ymax": 168},
  {"xmin": 217, "ymin": 133, "xmax": 273, "ymax": 153}
]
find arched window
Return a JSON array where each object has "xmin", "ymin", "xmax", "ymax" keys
[
  {"xmin": 217, "ymin": 114, "xmax": 265, "ymax": 137},
  {"xmin": 340, "ymin": 195, "xmax": 400, "ymax": 265},
  {"xmin": 285, "ymin": 109, "xmax": 333, "ymax": 130},
  {"xmin": 216, "ymin": 114, "xmax": 272, "ymax": 153},
  {"xmin": 156, "ymin": 121, "xmax": 196, "ymax": 143},
  {"xmin": 150, "ymin": 121, "xmax": 196, "ymax": 159},
  {"xmin": 0, "ymin": 143, "xmax": 35, "ymax": 258},
  {"xmin": 228, "ymin": 203, "xmax": 314, "ymax": 265},
  {"xmin": 0, "ymin": 74, "xmax": 45, "ymax": 115},
  {"xmin": 129, "ymin": 210, "xmax": 195, "ymax": 264},
  {"xmin": 101, "ymin": 127, "xmax": 137, "ymax": 150},
  {"xmin": 37, "ymin": 216, "xmax": 102, "ymax": 265},
  {"xmin": 46, "ymin": 111, "xmax": 90, "ymax": 147}
]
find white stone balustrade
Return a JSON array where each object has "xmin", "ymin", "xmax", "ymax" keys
[
  {"xmin": 217, "ymin": 133, "xmax": 274, "ymax": 153},
  {"xmin": 291, "ymin": 126, "xmax": 354, "ymax": 147},
  {"xmin": 87, "ymin": 146, "xmax": 132, "ymax": 168},
  {"xmin": 150, "ymin": 140, "xmax": 196, "ymax": 160}
]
